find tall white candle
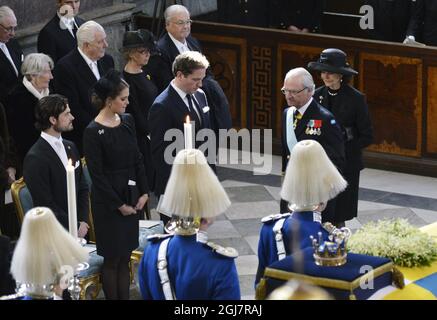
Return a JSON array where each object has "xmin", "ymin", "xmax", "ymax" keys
[
  {"xmin": 66, "ymin": 159, "xmax": 78, "ymax": 239},
  {"xmin": 184, "ymin": 115, "xmax": 193, "ymax": 149}
]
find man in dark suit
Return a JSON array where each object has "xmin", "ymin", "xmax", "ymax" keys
[
  {"xmin": 53, "ymin": 20, "xmax": 114, "ymax": 154},
  {"xmin": 0, "ymin": 6, "xmax": 23, "ymax": 103},
  {"xmin": 23, "ymin": 94, "xmax": 89, "ymax": 237},
  {"xmin": 38, "ymin": 0, "xmax": 85, "ymax": 63},
  {"xmin": 280, "ymin": 67, "xmax": 345, "ymax": 221},
  {"xmin": 149, "ymin": 51, "xmax": 213, "ymax": 223},
  {"xmin": 146, "ymin": 4, "xmax": 232, "ymax": 134}
]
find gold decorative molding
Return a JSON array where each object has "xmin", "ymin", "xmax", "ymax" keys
[
  {"xmin": 360, "ymin": 53, "xmax": 422, "ymax": 157},
  {"xmin": 193, "ymin": 33, "xmax": 247, "ymax": 129}
]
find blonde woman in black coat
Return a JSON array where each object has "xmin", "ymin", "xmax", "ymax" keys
[{"xmin": 308, "ymin": 48, "xmax": 373, "ymax": 227}]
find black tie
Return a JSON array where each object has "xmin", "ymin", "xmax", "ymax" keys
[{"xmin": 186, "ymin": 94, "xmax": 202, "ymax": 125}]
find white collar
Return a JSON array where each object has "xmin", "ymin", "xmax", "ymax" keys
[
  {"xmin": 41, "ymin": 131, "xmax": 63, "ymax": 148},
  {"xmin": 77, "ymin": 46, "xmax": 97, "ymax": 66},
  {"xmin": 295, "ymin": 97, "xmax": 313, "ymax": 116},
  {"xmin": 170, "ymin": 80, "xmax": 204, "ymax": 105},
  {"xmin": 170, "ymin": 80, "xmax": 190, "ymax": 102},
  {"xmin": 168, "ymin": 32, "xmax": 189, "ymax": 53},
  {"xmin": 22, "ymin": 77, "xmax": 49, "ymax": 100},
  {"xmin": 57, "ymin": 11, "xmax": 76, "ymax": 29}
]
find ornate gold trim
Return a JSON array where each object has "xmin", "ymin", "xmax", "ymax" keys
[
  {"xmin": 10, "ymin": 177, "xmax": 28, "ymax": 224},
  {"xmin": 130, "ymin": 250, "xmax": 143, "ymax": 284},
  {"xmin": 78, "ymin": 274, "xmax": 101, "ymax": 300},
  {"xmin": 264, "ymin": 261, "xmax": 395, "ymax": 293}
]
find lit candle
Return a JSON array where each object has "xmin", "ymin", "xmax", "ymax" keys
[
  {"xmin": 66, "ymin": 159, "xmax": 78, "ymax": 239},
  {"xmin": 184, "ymin": 115, "xmax": 193, "ymax": 149}
]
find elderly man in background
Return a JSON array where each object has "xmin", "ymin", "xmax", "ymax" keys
[
  {"xmin": 53, "ymin": 20, "xmax": 114, "ymax": 154},
  {"xmin": 0, "ymin": 6, "xmax": 23, "ymax": 103},
  {"xmin": 38, "ymin": 0, "xmax": 86, "ymax": 63}
]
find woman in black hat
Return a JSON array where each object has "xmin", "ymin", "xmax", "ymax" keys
[
  {"xmin": 122, "ymin": 29, "xmax": 158, "ymax": 194},
  {"xmin": 308, "ymin": 48, "xmax": 373, "ymax": 227}
]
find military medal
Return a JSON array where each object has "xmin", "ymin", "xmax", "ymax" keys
[
  {"xmin": 306, "ymin": 120, "xmax": 313, "ymax": 135},
  {"xmin": 313, "ymin": 120, "xmax": 322, "ymax": 135}
]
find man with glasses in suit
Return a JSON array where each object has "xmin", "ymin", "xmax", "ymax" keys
[
  {"xmin": 280, "ymin": 67, "xmax": 344, "ymax": 219},
  {"xmin": 0, "ymin": 6, "xmax": 23, "ymax": 103}
]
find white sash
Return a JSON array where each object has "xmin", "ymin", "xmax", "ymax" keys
[
  {"xmin": 157, "ymin": 238, "xmax": 176, "ymax": 300},
  {"xmin": 286, "ymin": 107, "xmax": 298, "ymax": 153}
]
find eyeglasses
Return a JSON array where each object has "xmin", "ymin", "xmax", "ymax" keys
[
  {"xmin": 0, "ymin": 23, "xmax": 16, "ymax": 33},
  {"xmin": 281, "ymin": 87, "xmax": 308, "ymax": 96},
  {"xmin": 171, "ymin": 19, "xmax": 193, "ymax": 26}
]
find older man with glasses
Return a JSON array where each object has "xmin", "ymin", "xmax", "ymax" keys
[
  {"xmin": 280, "ymin": 67, "xmax": 345, "ymax": 218},
  {"xmin": 0, "ymin": 6, "xmax": 23, "ymax": 103}
]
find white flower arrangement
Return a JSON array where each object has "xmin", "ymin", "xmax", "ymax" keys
[{"xmin": 348, "ymin": 219, "xmax": 437, "ymax": 267}]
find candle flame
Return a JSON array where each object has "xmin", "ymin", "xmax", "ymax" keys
[
  {"xmin": 186, "ymin": 115, "xmax": 190, "ymax": 123},
  {"xmin": 68, "ymin": 158, "xmax": 72, "ymax": 166}
]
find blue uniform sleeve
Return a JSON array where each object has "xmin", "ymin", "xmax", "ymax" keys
[
  {"xmin": 212, "ymin": 259, "xmax": 241, "ymax": 300},
  {"xmin": 255, "ymin": 223, "xmax": 278, "ymax": 286},
  {"xmin": 138, "ymin": 245, "xmax": 153, "ymax": 300}
]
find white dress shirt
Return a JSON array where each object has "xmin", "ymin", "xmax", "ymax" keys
[
  {"xmin": 41, "ymin": 132, "xmax": 69, "ymax": 168},
  {"xmin": 78, "ymin": 46, "xmax": 100, "ymax": 80},
  {"xmin": 168, "ymin": 33, "xmax": 190, "ymax": 53},
  {"xmin": 0, "ymin": 42, "xmax": 19, "ymax": 76}
]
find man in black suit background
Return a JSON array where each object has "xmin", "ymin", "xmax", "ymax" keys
[
  {"xmin": 38, "ymin": 0, "xmax": 85, "ymax": 63},
  {"xmin": 280, "ymin": 67, "xmax": 345, "ymax": 221},
  {"xmin": 146, "ymin": 4, "xmax": 232, "ymax": 135},
  {"xmin": 23, "ymin": 94, "xmax": 89, "ymax": 238},
  {"xmin": 0, "ymin": 6, "xmax": 23, "ymax": 103},
  {"xmin": 149, "ymin": 51, "xmax": 213, "ymax": 223},
  {"xmin": 53, "ymin": 20, "xmax": 114, "ymax": 154}
]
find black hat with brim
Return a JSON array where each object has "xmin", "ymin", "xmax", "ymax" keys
[
  {"xmin": 122, "ymin": 29, "xmax": 158, "ymax": 54},
  {"xmin": 308, "ymin": 48, "xmax": 358, "ymax": 76}
]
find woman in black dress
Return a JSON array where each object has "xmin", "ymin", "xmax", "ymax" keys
[
  {"xmin": 122, "ymin": 29, "xmax": 158, "ymax": 193},
  {"xmin": 308, "ymin": 48, "xmax": 373, "ymax": 227},
  {"xmin": 83, "ymin": 70, "xmax": 149, "ymax": 300}
]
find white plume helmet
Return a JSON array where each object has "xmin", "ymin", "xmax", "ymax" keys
[
  {"xmin": 10, "ymin": 207, "xmax": 88, "ymax": 286},
  {"xmin": 159, "ymin": 149, "xmax": 231, "ymax": 218},
  {"xmin": 280, "ymin": 140, "xmax": 347, "ymax": 209}
]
